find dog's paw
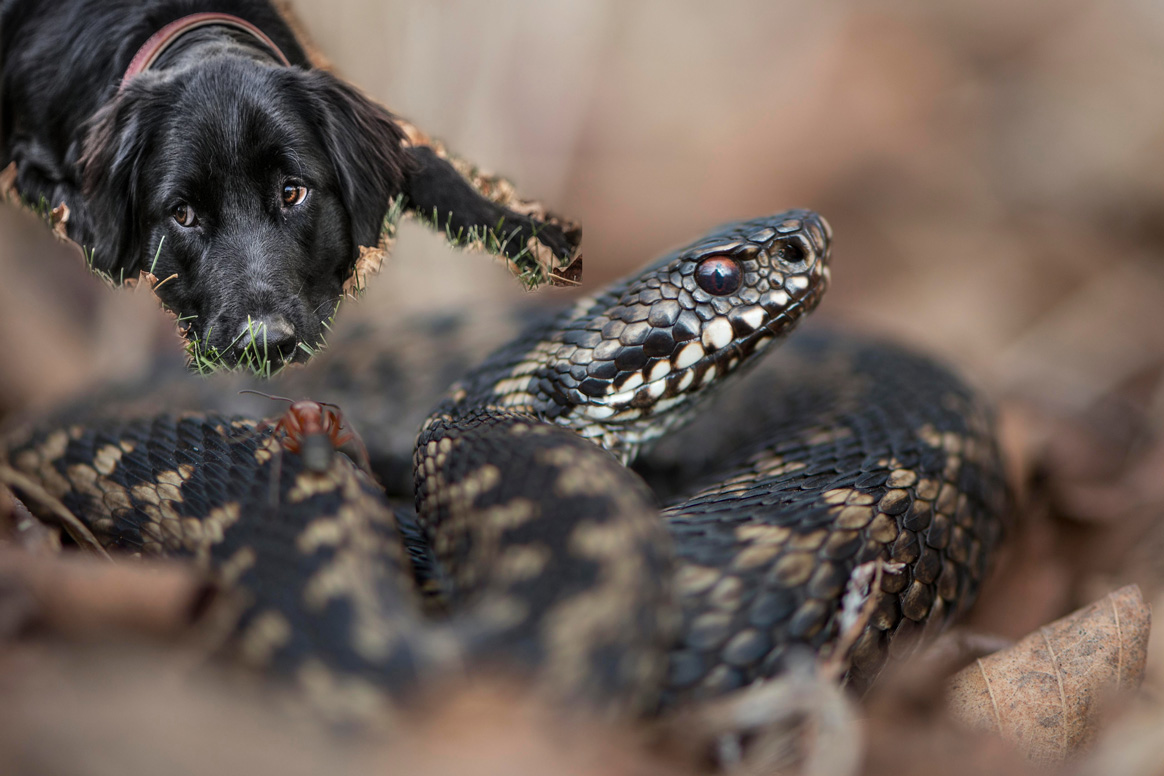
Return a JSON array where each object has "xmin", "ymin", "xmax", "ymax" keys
[{"xmin": 500, "ymin": 216, "xmax": 578, "ymax": 261}]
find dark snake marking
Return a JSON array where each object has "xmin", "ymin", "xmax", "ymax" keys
[{"xmin": 0, "ymin": 210, "xmax": 1008, "ymax": 718}]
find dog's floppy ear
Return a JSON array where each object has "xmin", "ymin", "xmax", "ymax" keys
[
  {"xmin": 79, "ymin": 80, "xmax": 164, "ymax": 280},
  {"xmin": 298, "ymin": 70, "xmax": 414, "ymax": 249}
]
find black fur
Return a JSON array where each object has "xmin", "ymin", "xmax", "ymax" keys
[{"xmin": 1, "ymin": 0, "xmax": 575, "ymax": 365}]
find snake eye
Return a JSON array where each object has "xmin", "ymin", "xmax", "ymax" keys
[
  {"xmin": 172, "ymin": 203, "xmax": 198, "ymax": 228},
  {"xmin": 695, "ymin": 255, "xmax": 741, "ymax": 296},
  {"xmin": 281, "ymin": 182, "xmax": 308, "ymax": 207}
]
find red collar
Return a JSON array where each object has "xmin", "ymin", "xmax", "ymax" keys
[{"xmin": 120, "ymin": 12, "xmax": 290, "ymax": 90}]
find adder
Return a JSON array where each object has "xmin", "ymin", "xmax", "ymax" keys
[{"xmin": 0, "ymin": 209, "xmax": 1008, "ymax": 717}]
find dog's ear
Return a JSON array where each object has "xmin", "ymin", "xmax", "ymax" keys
[
  {"xmin": 79, "ymin": 80, "xmax": 164, "ymax": 280},
  {"xmin": 298, "ymin": 70, "xmax": 414, "ymax": 249}
]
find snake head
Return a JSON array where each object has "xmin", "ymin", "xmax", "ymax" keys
[{"xmin": 550, "ymin": 210, "xmax": 832, "ymax": 457}]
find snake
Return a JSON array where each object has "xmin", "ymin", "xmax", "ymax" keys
[{"xmin": 0, "ymin": 209, "xmax": 1008, "ymax": 719}]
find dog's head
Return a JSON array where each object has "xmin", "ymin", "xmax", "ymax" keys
[{"xmin": 80, "ymin": 59, "xmax": 412, "ymax": 369}]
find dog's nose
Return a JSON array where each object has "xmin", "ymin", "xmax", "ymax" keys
[{"xmin": 232, "ymin": 315, "xmax": 298, "ymax": 366}]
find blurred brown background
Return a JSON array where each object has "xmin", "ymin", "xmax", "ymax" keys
[
  {"xmin": 2, "ymin": 0, "xmax": 1164, "ymax": 635},
  {"xmin": 291, "ymin": 0, "xmax": 1164, "ymax": 407},
  {"xmin": 5, "ymin": 0, "xmax": 1164, "ymax": 414}
]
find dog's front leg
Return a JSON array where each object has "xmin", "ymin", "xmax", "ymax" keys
[
  {"xmin": 8, "ymin": 140, "xmax": 74, "ymax": 214},
  {"xmin": 402, "ymin": 145, "xmax": 577, "ymax": 266},
  {"xmin": 6, "ymin": 138, "xmax": 100, "ymax": 250}
]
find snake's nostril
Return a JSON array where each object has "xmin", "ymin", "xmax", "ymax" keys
[{"xmin": 776, "ymin": 238, "xmax": 809, "ymax": 265}]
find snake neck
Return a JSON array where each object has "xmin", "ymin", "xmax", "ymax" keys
[{"xmin": 433, "ymin": 211, "xmax": 833, "ymax": 463}]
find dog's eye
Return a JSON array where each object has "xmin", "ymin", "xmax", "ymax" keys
[
  {"xmin": 172, "ymin": 203, "xmax": 197, "ymax": 228},
  {"xmin": 282, "ymin": 183, "xmax": 308, "ymax": 207}
]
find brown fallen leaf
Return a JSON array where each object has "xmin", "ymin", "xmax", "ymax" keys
[
  {"xmin": 0, "ymin": 546, "xmax": 209, "ymax": 641},
  {"xmin": 0, "ymin": 493, "xmax": 59, "ymax": 557},
  {"xmin": 48, "ymin": 201, "xmax": 69, "ymax": 237},
  {"xmin": 0, "ymin": 162, "xmax": 18, "ymax": 205},
  {"xmin": 946, "ymin": 584, "xmax": 1150, "ymax": 764}
]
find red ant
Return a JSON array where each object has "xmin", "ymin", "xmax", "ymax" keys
[{"xmin": 241, "ymin": 391, "xmax": 370, "ymax": 474}]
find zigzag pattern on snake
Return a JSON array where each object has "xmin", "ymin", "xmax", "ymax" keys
[{"xmin": 0, "ymin": 210, "xmax": 1008, "ymax": 719}]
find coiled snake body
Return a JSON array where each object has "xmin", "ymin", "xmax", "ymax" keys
[{"xmin": 0, "ymin": 210, "xmax": 1008, "ymax": 716}]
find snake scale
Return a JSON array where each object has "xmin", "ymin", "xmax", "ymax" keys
[{"xmin": 0, "ymin": 209, "xmax": 1008, "ymax": 718}]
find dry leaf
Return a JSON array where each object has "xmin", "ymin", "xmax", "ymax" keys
[
  {"xmin": 0, "ymin": 547, "xmax": 208, "ymax": 641},
  {"xmin": 0, "ymin": 485, "xmax": 58, "ymax": 555},
  {"xmin": 48, "ymin": 201, "xmax": 69, "ymax": 236},
  {"xmin": 946, "ymin": 584, "xmax": 1149, "ymax": 763},
  {"xmin": 0, "ymin": 162, "xmax": 18, "ymax": 205}
]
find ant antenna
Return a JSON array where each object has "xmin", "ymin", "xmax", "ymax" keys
[
  {"xmin": 240, "ymin": 390, "xmax": 341, "ymax": 412},
  {"xmin": 239, "ymin": 389, "xmax": 295, "ymax": 404}
]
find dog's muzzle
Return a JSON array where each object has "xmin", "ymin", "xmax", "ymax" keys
[{"xmin": 232, "ymin": 315, "xmax": 298, "ymax": 366}]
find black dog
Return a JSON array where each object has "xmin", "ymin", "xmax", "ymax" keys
[{"xmin": 1, "ymin": 0, "xmax": 575, "ymax": 366}]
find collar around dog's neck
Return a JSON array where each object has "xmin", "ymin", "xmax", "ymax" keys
[{"xmin": 120, "ymin": 12, "xmax": 290, "ymax": 90}]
